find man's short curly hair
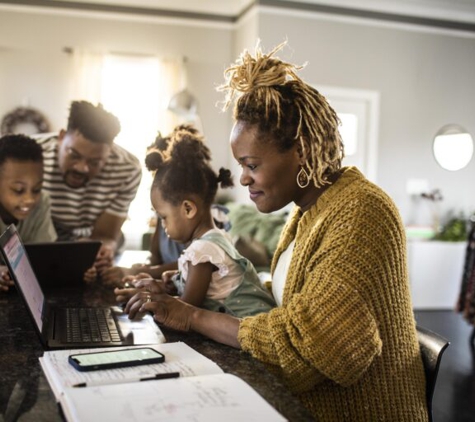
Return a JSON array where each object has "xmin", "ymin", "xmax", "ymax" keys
[
  {"xmin": 0, "ymin": 134, "xmax": 43, "ymax": 167},
  {"xmin": 67, "ymin": 101, "xmax": 121, "ymax": 145}
]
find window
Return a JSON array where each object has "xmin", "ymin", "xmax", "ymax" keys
[
  {"xmin": 338, "ymin": 113, "xmax": 358, "ymax": 156},
  {"xmin": 100, "ymin": 54, "xmax": 180, "ymax": 248}
]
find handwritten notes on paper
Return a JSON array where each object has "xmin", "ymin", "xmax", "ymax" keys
[{"xmin": 61, "ymin": 373, "xmax": 286, "ymax": 421}]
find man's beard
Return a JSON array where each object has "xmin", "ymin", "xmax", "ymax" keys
[{"xmin": 64, "ymin": 170, "xmax": 89, "ymax": 188}]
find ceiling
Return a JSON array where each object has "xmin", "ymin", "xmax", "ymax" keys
[
  {"xmin": 49, "ymin": 0, "xmax": 475, "ymax": 22},
  {"xmin": 2, "ymin": 0, "xmax": 475, "ymax": 27},
  {"xmin": 54, "ymin": 0, "xmax": 254, "ymax": 16}
]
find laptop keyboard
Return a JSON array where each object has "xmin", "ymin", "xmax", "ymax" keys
[{"xmin": 65, "ymin": 308, "xmax": 122, "ymax": 343}]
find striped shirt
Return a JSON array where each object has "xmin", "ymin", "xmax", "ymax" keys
[{"xmin": 36, "ymin": 135, "xmax": 142, "ymax": 240}]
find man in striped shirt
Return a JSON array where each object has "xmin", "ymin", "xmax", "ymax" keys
[{"xmin": 35, "ymin": 101, "xmax": 141, "ymax": 274}]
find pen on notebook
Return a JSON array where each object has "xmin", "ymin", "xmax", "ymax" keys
[{"xmin": 72, "ymin": 372, "xmax": 180, "ymax": 388}]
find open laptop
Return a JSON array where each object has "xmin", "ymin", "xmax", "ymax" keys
[
  {"xmin": 24, "ymin": 240, "xmax": 101, "ymax": 290},
  {"xmin": 0, "ymin": 224, "xmax": 165, "ymax": 350}
]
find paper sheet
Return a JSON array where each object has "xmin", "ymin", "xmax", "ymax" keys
[{"xmin": 60, "ymin": 373, "xmax": 287, "ymax": 422}]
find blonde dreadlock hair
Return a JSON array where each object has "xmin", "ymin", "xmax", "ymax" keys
[{"xmin": 219, "ymin": 41, "xmax": 344, "ymax": 188}]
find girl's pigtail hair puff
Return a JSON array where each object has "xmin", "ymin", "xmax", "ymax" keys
[
  {"xmin": 147, "ymin": 131, "xmax": 170, "ymax": 154},
  {"xmin": 173, "ymin": 123, "xmax": 200, "ymax": 136},
  {"xmin": 217, "ymin": 167, "xmax": 234, "ymax": 189},
  {"xmin": 145, "ymin": 149, "xmax": 165, "ymax": 172},
  {"xmin": 154, "ymin": 132, "xmax": 170, "ymax": 152},
  {"xmin": 171, "ymin": 128, "xmax": 211, "ymax": 166}
]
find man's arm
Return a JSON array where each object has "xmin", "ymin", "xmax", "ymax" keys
[
  {"xmin": 91, "ymin": 147, "xmax": 142, "ymax": 273},
  {"xmin": 89, "ymin": 212, "xmax": 126, "ymax": 274},
  {"xmin": 91, "ymin": 211, "xmax": 125, "ymax": 251}
]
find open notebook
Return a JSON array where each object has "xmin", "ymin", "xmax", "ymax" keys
[{"xmin": 40, "ymin": 342, "xmax": 287, "ymax": 422}]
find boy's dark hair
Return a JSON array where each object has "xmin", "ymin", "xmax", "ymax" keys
[
  {"xmin": 145, "ymin": 124, "xmax": 233, "ymax": 206},
  {"xmin": 67, "ymin": 101, "xmax": 121, "ymax": 145},
  {"xmin": 0, "ymin": 134, "xmax": 43, "ymax": 167}
]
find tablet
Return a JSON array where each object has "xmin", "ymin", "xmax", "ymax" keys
[{"xmin": 24, "ymin": 240, "xmax": 101, "ymax": 289}]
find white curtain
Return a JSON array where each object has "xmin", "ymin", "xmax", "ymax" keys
[
  {"xmin": 160, "ymin": 57, "xmax": 184, "ymax": 134},
  {"xmin": 68, "ymin": 49, "xmax": 104, "ymax": 105},
  {"xmin": 68, "ymin": 50, "xmax": 185, "ymax": 134},
  {"xmin": 100, "ymin": 53, "xmax": 183, "ymax": 248},
  {"xmin": 165, "ymin": 58, "xmax": 203, "ymax": 133},
  {"xmin": 66, "ymin": 50, "xmax": 186, "ymax": 248}
]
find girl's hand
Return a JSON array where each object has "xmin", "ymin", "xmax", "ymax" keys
[
  {"xmin": 161, "ymin": 270, "xmax": 178, "ymax": 283},
  {"xmin": 100, "ymin": 266, "xmax": 130, "ymax": 287},
  {"xmin": 130, "ymin": 263, "xmax": 150, "ymax": 273},
  {"xmin": 133, "ymin": 278, "xmax": 167, "ymax": 294},
  {"xmin": 0, "ymin": 266, "xmax": 14, "ymax": 292},
  {"xmin": 123, "ymin": 272, "xmax": 153, "ymax": 283},
  {"xmin": 115, "ymin": 272, "xmax": 154, "ymax": 293},
  {"xmin": 157, "ymin": 270, "xmax": 179, "ymax": 295}
]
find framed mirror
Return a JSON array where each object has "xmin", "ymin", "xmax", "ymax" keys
[{"xmin": 433, "ymin": 124, "xmax": 473, "ymax": 171}]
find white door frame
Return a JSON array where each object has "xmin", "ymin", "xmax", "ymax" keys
[{"xmin": 317, "ymin": 85, "xmax": 380, "ymax": 183}]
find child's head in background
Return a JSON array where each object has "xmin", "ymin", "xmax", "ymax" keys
[
  {"xmin": 0, "ymin": 134, "xmax": 43, "ymax": 223},
  {"xmin": 145, "ymin": 125, "xmax": 233, "ymax": 244}
]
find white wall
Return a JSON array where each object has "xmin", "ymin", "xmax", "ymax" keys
[
  {"xmin": 0, "ymin": 9, "xmax": 233, "ymax": 172},
  {"xmin": 229, "ymin": 8, "xmax": 260, "ymax": 204},
  {"xmin": 256, "ymin": 8, "xmax": 475, "ymax": 225},
  {"xmin": 1, "ymin": 5, "xmax": 475, "ymax": 226}
]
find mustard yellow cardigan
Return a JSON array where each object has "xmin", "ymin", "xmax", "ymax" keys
[{"xmin": 238, "ymin": 167, "xmax": 428, "ymax": 421}]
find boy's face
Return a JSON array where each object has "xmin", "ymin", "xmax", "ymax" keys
[{"xmin": 0, "ymin": 159, "xmax": 43, "ymax": 221}]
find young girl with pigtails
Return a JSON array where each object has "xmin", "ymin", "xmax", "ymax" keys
[{"xmin": 116, "ymin": 125, "xmax": 275, "ymax": 318}]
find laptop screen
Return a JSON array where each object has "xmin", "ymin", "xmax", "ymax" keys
[{"xmin": 2, "ymin": 228, "xmax": 45, "ymax": 331}]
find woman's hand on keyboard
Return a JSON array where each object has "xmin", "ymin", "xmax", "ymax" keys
[
  {"xmin": 118, "ymin": 280, "xmax": 166, "ymax": 320},
  {"xmin": 114, "ymin": 277, "xmax": 166, "ymax": 317},
  {"xmin": 141, "ymin": 294, "xmax": 193, "ymax": 332}
]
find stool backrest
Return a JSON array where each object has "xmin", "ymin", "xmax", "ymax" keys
[{"xmin": 416, "ymin": 325, "xmax": 450, "ymax": 422}]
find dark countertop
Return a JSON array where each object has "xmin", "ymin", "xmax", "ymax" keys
[{"xmin": 0, "ymin": 285, "xmax": 315, "ymax": 421}]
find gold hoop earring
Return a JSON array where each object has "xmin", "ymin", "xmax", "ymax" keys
[{"xmin": 297, "ymin": 167, "xmax": 310, "ymax": 188}]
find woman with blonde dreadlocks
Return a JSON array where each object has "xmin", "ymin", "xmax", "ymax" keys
[{"xmin": 129, "ymin": 43, "xmax": 428, "ymax": 421}]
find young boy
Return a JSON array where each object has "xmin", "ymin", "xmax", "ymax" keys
[{"xmin": 0, "ymin": 134, "xmax": 56, "ymax": 292}]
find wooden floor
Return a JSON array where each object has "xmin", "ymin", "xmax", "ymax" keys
[{"xmin": 414, "ymin": 310, "xmax": 475, "ymax": 422}]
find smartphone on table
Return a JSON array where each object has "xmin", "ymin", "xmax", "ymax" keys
[{"xmin": 68, "ymin": 347, "xmax": 165, "ymax": 372}]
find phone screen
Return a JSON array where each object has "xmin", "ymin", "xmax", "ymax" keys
[{"xmin": 69, "ymin": 348, "xmax": 165, "ymax": 371}]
